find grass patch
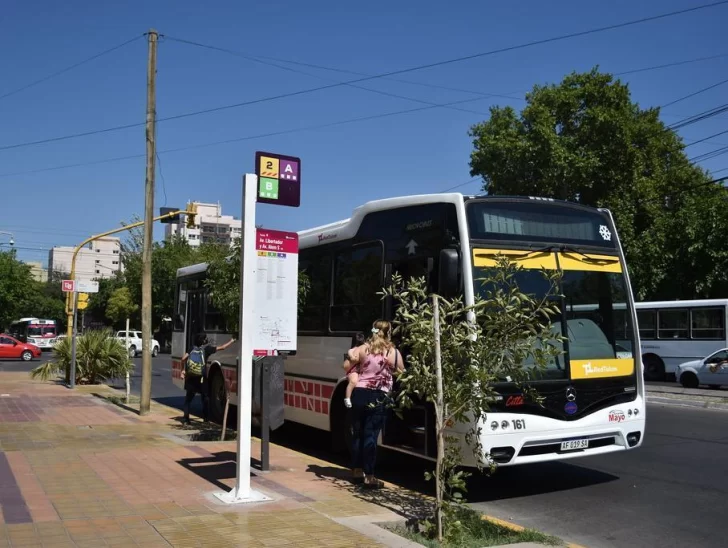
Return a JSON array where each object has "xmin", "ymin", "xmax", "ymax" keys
[{"xmin": 383, "ymin": 506, "xmax": 561, "ymax": 547}]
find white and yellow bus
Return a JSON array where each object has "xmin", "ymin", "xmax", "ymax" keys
[{"xmin": 172, "ymin": 193, "xmax": 645, "ymax": 466}]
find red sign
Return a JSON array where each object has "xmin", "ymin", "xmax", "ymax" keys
[
  {"xmin": 505, "ymin": 395, "xmax": 525, "ymax": 407},
  {"xmin": 256, "ymin": 229, "xmax": 299, "ymax": 254},
  {"xmin": 61, "ymin": 280, "xmax": 75, "ymax": 292}
]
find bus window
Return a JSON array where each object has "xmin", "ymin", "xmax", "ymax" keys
[
  {"xmin": 331, "ymin": 242, "xmax": 383, "ymax": 332},
  {"xmin": 658, "ymin": 309, "xmax": 688, "ymax": 339},
  {"xmin": 174, "ymin": 284, "xmax": 187, "ymax": 331},
  {"xmin": 204, "ymin": 293, "xmax": 225, "ymax": 332},
  {"xmin": 691, "ymin": 308, "xmax": 725, "ymax": 340},
  {"xmin": 299, "ymin": 250, "xmax": 332, "ymax": 332},
  {"xmin": 637, "ymin": 310, "xmax": 656, "ymax": 340}
]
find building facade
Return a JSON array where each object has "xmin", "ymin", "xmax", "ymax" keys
[
  {"xmin": 164, "ymin": 202, "xmax": 241, "ymax": 247},
  {"xmin": 48, "ymin": 237, "xmax": 123, "ymax": 282},
  {"xmin": 26, "ymin": 262, "xmax": 48, "ymax": 283}
]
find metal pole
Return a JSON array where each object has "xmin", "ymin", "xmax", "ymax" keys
[
  {"xmin": 125, "ymin": 318, "xmax": 131, "ymax": 403},
  {"xmin": 215, "ymin": 173, "xmax": 269, "ymax": 504},
  {"xmin": 70, "ymin": 292, "xmax": 79, "ymax": 389},
  {"xmin": 261, "ymin": 359, "xmax": 270, "ymax": 472},
  {"xmin": 140, "ymin": 28, "xmax": 158, "ymax": 416}
]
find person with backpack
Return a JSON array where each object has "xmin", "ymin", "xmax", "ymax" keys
[{"xmin": 180, "ymin": 332, "xmax": 236, "ymax": 425}]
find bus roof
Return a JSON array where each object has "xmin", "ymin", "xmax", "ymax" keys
[
  {"xmin": 635, "ymin": 299, "xmax": 728, "ymax": 309},
  {"xmin": 177, "ymin": 262, "xmax": 209, "ymax": 279},
  {"xmin": 298, "ymin": 192, "xmax": 466, "ymax": 248}
]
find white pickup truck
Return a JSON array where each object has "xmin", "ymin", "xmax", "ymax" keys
[{"xmin": 114, "ymin": 331, "xmax": 160, "ymax": 358}]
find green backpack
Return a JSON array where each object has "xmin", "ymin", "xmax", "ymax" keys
[{"xmin": 186, "ymin": 346, "xmax": 205, "ymax": 377}]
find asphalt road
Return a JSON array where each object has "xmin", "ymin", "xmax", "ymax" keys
[{"xmin": 3, "ymin": 355, "xmax": 726, "ymax": 547}]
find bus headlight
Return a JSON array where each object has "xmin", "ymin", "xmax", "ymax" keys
[
  {"xmin": 490, "ymin": 421, "xmax": 498, "ymax": 431},
  {"xmin": 501, "ymin": 420, "xmax": 509, "ymax": 429},
  {"xmin": 633, "ymin": 409, "xmax": 639, "ymax": 416}
]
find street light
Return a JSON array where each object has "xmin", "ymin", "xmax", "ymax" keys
[{"xmin": 0, "ymin": 231, "xmax": 14, "ymax": 247}]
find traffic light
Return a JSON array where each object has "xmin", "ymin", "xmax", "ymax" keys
[{"xmin": 186, "ymin": 202, "xmax": 197, "ymax": 229}]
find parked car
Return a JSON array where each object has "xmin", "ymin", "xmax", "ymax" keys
[
  {"xmin": 114, "ymin": 331, "xmax": 160, "ymax": 358},
  {"xmin": 676, "ymin": 348, "xmax": 728, "ymax": 389},
  {"xmin": 0, "ymin": 334, "xmax": 42, "ymax": 361}
]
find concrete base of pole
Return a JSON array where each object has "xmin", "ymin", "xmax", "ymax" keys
[{"xmin": 213, "ymin": 488, "xmax": 271, "ymax": 505}]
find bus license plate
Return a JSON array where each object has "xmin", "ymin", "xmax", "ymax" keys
[{"xmin": 560, "ymin": 439, "xmax": 588, "ymax": 451}]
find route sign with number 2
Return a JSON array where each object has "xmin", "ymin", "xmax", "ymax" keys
[{"xmin": 256, "ymin": 151, "xmax": 301, "ymax": 208}]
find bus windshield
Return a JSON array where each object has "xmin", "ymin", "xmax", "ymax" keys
[{"xmin": 472, "ymin": 264, "xmax": 635, "ymax": 381}]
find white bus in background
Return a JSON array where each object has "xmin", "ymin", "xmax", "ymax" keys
[
  {"xmin": 172, "ymin": 193, "xmax": 645, "ymax": 467},
  {"xmin": 635, "ymin": 299, "xmax": 728, "ymax": 381},
  {"xmin": 8, "ymin": 318, "xmax": 58, "ymax": 350}
]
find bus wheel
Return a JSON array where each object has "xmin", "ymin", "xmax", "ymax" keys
[
  {"xmin": 680, "ymin": 372, "xmax": 699, "ymax": 389},
  {"xmin": 643, "ymin": 356, "xmax": 665, "ymax": 382},
  {"xmin": 208, "ymin": 368, "xmax": 226, "ymax": 424},
  {"xmin": 330, "ymin": 387, "xmax": 352, "ymax": 455}
]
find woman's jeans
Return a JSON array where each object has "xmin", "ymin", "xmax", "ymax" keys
[{"xmin": 350, "ymin": 388, "xmax": 387, "ymax": 475}]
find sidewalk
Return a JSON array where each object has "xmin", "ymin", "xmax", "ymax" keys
[
  {"xmin": 0, "ymin": 372, "xmax": 558, "ymax": 547},
  {"xmin": 646, "ymin": 383, "xmax": 728, "ymax": 411}
]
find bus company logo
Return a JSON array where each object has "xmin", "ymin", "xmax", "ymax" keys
[
  {"xmin": 405, "ymin": 220, "xmax": 434, "ymax": 231},
  {"xmin": 581, "ymin": 362, "xmax": 618, "ymax": 377},
  {"xmin": 317, "ymin": 233, "xmax": 337, "ymax": 243},
  {"xmin": 608, "ymin": 409, "xmax": 626, "ymax": 423},
  {"xmin": 505, "ymin": 395, "xmax": 524, "ymax": 407},
  {"xmin": 565, "ymin": 387, "xmax": 576, "ymax": 402}
]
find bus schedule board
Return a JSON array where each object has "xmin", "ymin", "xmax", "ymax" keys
[{"xmin": 253, "ymin": 229, "xmax": 299, "ymax": 356}]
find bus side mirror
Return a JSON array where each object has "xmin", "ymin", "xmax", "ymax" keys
[{"xmin": 438, "ymin": 248, "xmax": 459, "ymax": 298}]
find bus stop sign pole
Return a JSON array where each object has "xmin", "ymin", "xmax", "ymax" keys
[{"xmin": 215, "ymin": 173, "xmax": 270, "ymax": 504}]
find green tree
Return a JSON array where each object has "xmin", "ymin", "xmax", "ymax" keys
[
  {"xmin": 383, "ymin": 258, "xmax": 562, "ymax": 542},
  {"xmin": 468, "ymin": 68, "xmax": 717, "ymax": 300},
  {"xmin": 0, "ymin": 251, "xmax": 53, "ymax": 330},
  {"xmin": 86, "ymin": 274, "xmax": 127, "ymax": 326},
  {"xmin": 105, "ymin": 287, "xmax": 139, "ymax": 329},
  {"xmin": 205, "ymin": 240, "xmax": 310, "ymax": 334}
]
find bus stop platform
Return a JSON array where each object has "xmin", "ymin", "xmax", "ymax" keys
[{"xmin": 0, "ymin": 372, "xmax": 564, "ymax": 547}]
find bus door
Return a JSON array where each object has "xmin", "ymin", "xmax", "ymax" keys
[
  {"xmin": 185, "ymin": 290, "xmax": 205, "ymax": 351},
  {"xmin": 382, "ymin": 256, "xmax": 437, "ymax": 459}
]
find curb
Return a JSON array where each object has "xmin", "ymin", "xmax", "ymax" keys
[{"xmin": 481, "ymin": 514, "xmax": 587, "ymax": 547}]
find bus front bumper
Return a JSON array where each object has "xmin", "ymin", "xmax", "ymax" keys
[{"xmin": 458, "ymin": 398, "xmax": 646, "ymax": 467}]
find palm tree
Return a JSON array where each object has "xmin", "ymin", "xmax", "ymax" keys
[{"xmin": 31, "ymin": 328, "xmax": 133, "ymax": 384}]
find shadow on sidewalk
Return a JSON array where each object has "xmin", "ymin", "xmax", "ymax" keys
[{"xmin": 305, "ymin": 463, "xmax": 432, "ymax": 522}]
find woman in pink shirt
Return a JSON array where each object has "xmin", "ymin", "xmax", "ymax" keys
[{"xmin": 344, "ymin": 320, "xmax": 404, "ymax": 488}]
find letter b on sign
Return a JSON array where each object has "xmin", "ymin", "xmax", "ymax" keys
[{"xmin": 259, "ymin": 177, "xmax": 279, "ymax": 200}]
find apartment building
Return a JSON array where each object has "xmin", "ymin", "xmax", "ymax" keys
[
  {"xmin": 48, "ymin": 237, "xmax": 123, "ymax": 281},
  {"xmin": 164, "ymin": 202, "xmax": 241, "ymax": 247}
]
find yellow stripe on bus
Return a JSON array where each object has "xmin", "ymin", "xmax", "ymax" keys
[
  {"xmin": 472, "ymin": 248, "xmax": 557, "ymax": 269},
  {"xmin": 472, "ymin": 248, "xmax": 622, "ymax": 273},
  {"xmin": 557, "ymin": 252, "xmax": 622, "ymax": 273},
  {"xmin": 570, "ymin": 358, "xmax": 635, "ymax": 379}
]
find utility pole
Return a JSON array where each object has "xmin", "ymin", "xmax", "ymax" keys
[{"xmin": 140, "ymin": 29, "xmax": 158, "ymax": 416}]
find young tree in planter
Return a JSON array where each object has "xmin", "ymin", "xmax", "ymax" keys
[{"xmin": 382, "ymin": 257, "xmax": 563, "ymax": 542}]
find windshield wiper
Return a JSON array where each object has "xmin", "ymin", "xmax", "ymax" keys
[
  {"xmin": 558, "ymin": 245, "xmax": 620, "ymax": 265},
  {"xmin": 474, "ymin": 245, "xmax": 557, "ymax": 261}
]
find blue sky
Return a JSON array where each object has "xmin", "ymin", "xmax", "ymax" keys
[{"xmin": 1, "ymin": 0, "xmax": 727, "ymax": 267}]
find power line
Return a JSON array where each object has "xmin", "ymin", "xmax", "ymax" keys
[
  {"xmin": 440, "ymin": 178, "xmax": 481, "ymax": 192},
  {"xmin": 0, "ymin": 96, "xmax": 491, "ymax": 179},
  {"xmin": 166, "ymin": 36, "xmax": 496, "ymax": 117},
  {"xmin": 685, "ymin": 129, "xmax": 728, "ymax": 147},
  {"xmin": 0, "ymin": 35, "xmax": 145, "ymax": 101},
  {"xmin": 614, "ymin": 53, "xmax": 728, "ymax": 76},
  {"xmin": 690, "ymin": 145, "xmax": 728, "ymax": 163},
  {"xmin": 2, "ymin": 1, "xmax": 726, "ymax": 153},
  {"xmin": 669, "ymin": 103, "xmax": 728, "ymax": 129},
  {"xmin": 661, "ymin": 77, "xmax": 728, "ymax": 109},
  {"xmin": 166, "ymin": 36, "xmax": 523, "ymax": 105}
]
